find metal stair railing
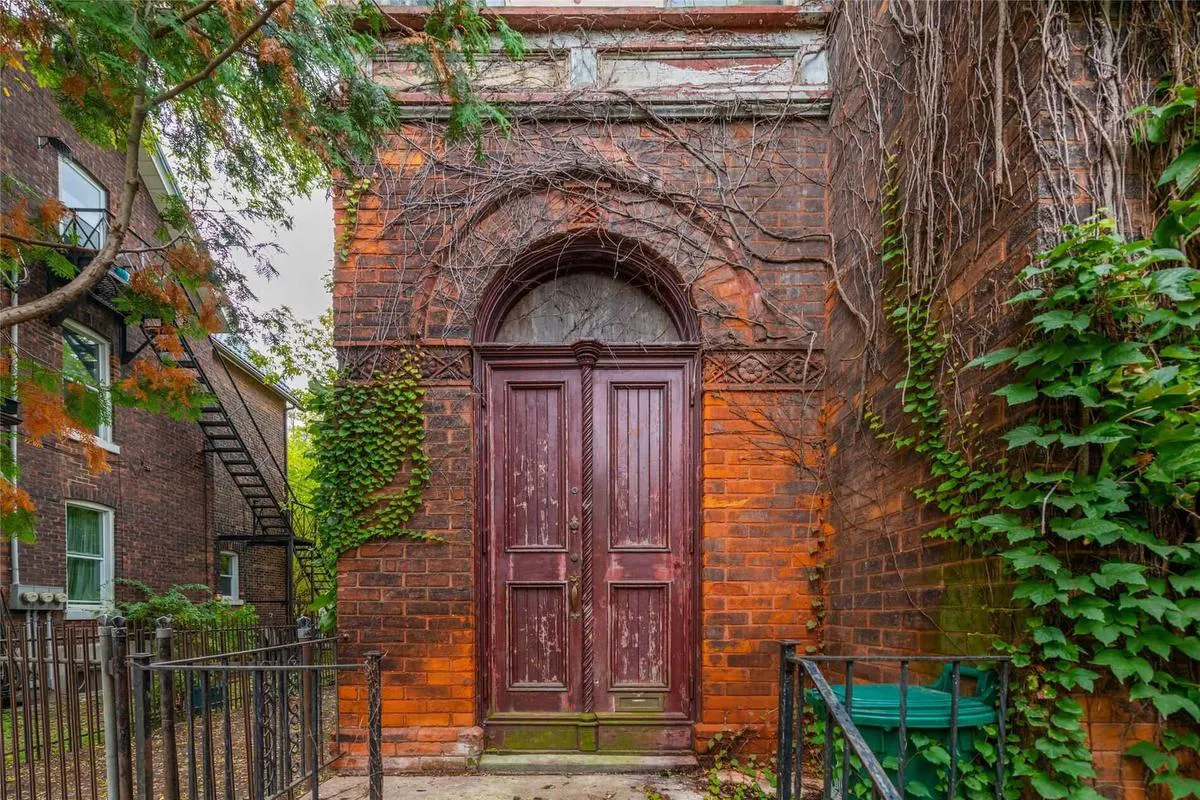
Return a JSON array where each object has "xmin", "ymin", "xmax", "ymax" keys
[
  {"xmin": 197, "ymin": 337, "xmax": 333, "ymax": 606},
  {"xmin": 777, "ymin": 646, "xmax": 1011, "ymax": 800},
  {"xmin": 152, "ymin": 331, "xmax": 333, "ymax": 607}
]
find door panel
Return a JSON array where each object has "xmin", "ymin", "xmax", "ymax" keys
[
  {"xmin": 508, "ymin": 583, "xmax": 569, "ymax": 688},
  {"xmin": 488, "ymin": 368, "xmax": 582, "ymax": 715},
  {"xmin": 609, "ymin": 385, "xmax": 668, "ymax": 550},
  {"xmin": 609, "ymin": 582, "xmax": 669, "ymax": 688},
  {"xmin": 504, "ymin": 384, "xmax": 569, "ymax": 550},
  {"xmin": 592, "ymin": 365, "xmax": 692, "ymax": 718}
]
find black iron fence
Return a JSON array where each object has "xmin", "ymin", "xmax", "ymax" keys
[
  {"xmin": 777, "ymin": 644, "xmax": 1011, "ymax": 800},
  {"xmin": 114, "ymin": 616, "xmax": 380, "ymax": 800},
  {"xmin": 0, "ymin": 616, "xmax": 300, "ymax": 800}
]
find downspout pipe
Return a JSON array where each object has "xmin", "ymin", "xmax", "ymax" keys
[{"xmin": 5, "ymin": 283, "xmax": 19, "ymax": 588}]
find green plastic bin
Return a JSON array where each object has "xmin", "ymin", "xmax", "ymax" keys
[{"xmin": 807, "ymin": 665, "xmax": 998, "ymax": 797}]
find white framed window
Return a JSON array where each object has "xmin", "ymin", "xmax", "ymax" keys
[
  {"xmin": 218, "ymin": 551, "xmax": 240, "ymax": 602},
  {"xmin": 58, "ymin": 156, "xmax": 108, "ymax": 249},
  {"xmin": 65, "ymin": 502, "xmax": 114, "ymax": 618},
  {"xmin": 61, "ymin": 320, "xmax": 113, "ymax": 444}
]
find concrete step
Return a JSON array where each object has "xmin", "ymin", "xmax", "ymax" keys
[{"xmin": 477, "ymin": 752, "xmax": 699, "ymax": 775}]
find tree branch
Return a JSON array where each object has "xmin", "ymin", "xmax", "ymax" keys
[
  {"xmin": 0, "ymin": 233, "xmax": 95, "ymax": 252},
  {"xmin": 152, "ymin": 0, "xmax": 218, "ymax": 39},
  {"xmin": 149, "ymin": 0, "xmax": 285, "ymax": 107},
  {"xmin": 0, "ymin": 231, "xmax": 187, "ymax": 255}
]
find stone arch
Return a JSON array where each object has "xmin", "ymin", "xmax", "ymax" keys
[
  {"xmin": 407, "ymin": 184, "xmax": 798, "ymax": 346},
  {"xmin": 473, "ymin": 230, "xmax": 701, "ymax": 344}
]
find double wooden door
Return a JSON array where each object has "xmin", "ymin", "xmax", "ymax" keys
[{"xmin": 483, "ymin": 350, "xmax": 694, "ymax": 752}]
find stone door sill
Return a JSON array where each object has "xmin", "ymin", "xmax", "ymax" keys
[{"xmin": 477, "ymin": 753, "xmax": 699, "ymax": 775}]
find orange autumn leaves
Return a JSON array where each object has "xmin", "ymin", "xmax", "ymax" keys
[
  {"xmin": 0, "ymin": 371, "xmax": 112, "ymax": 524},
  {"xmin": 18, "ymin": 377, "xmax": 110, "ymax": 475},
  {"xmin": 0, "ymin": 197, "xmax": 70, "ymax": 256},
  {"xmin": 115, "ymin": 360, "xmax": 202, "ymax": 411}
]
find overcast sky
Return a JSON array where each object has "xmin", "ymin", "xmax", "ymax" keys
[{"xmin": 235, "ymin": 190, "xmax": 334, "ymax": 324}]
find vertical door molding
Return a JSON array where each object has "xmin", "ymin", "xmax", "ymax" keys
[{"xmin": 573, "ymin": 340, "xmax": 602, "ymax": 715}]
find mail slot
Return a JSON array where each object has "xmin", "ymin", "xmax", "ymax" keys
[{"xmin": 615, "ymin": 694, "xmax": 665, "ymax": 712}]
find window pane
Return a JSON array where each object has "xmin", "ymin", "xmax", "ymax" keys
[
  {"xmin": 67, "ymin": 506, "xmax": 103, "ymax": 555},
  {"xmin": 59, "ymin": 160, "xmax": 104, "ymax": 209},
  {"xmin": 63, "ymin": 329, "xmax": 103, "ymax": 384},
  {"xmin": 218, "ymin": 574, "xmax": 233, "ymax": 596},
  {"xmin": 220, "ymin": 553, "xmax": 233, "ymax": 575},
  {"xmin": 67, "ymin": 556, "xmax": 101, "ymax": 603},
  {"xmin": 495, "ymin": 272, "xmax": 680, "ymax": 344},
  {"xmin": 59, "ymin": 160, "xmax": 107, "ymax": 248}
]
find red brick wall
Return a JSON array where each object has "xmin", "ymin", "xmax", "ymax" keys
[
  {"xmin": 0, "ymin": 79, "xmax": 291, "ymax": 625},
  {"xmin": 697, "ymin": 390, "xmax": 824, "ymax": 749},
  {"xmin": 822, "ymin": 3, "xmax": 1157, "ymax": 796},
  {"xmin": 334, "ymin": 111, "xmax": 829, "ymax": 767}
]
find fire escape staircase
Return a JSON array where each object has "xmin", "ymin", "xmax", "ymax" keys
[{"xmin": 147, "ymin": 330, "xmax": 333, "ymax": 610}]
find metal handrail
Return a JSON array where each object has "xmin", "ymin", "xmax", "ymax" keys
[
  {"xmin": 800, "ymin": 657, "xmax": 902, "ymax": 800},
  {"xmin": 777, "ymin": 644, "xmax": 1011, "ymax": 800}
]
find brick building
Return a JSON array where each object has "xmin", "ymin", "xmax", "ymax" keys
[
  {"xmin": 1, "ymin": 80, "xmax": 300, "ymax": 625},
  {"xmin": 331, "ymin": 0, "xmax": 1173, "ymax": 793}
]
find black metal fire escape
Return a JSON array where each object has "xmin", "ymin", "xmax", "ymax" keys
[{"xmin": 167, "ymin": 332, "xmax": 333, "ymax": 611}]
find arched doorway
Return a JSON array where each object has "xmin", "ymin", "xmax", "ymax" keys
[{"xmin": 475, "ymin": 236, "xmax": 699, "ymax": 754}]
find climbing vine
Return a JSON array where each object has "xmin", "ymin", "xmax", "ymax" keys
[
  {"xmin": 307, "ymin": 350, "xmax": 431, "ymax": 610},
  {"xmin": 871, "ymin": 82, "xmax": 1200, "ymax": 799}
]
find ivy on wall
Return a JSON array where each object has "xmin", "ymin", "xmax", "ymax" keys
[
  {"xmin": 870, "ymin": 84, "xmax": 1200, "ymax": 799},
  {"xmin": 308, "ymin": 351, "xmax": 431, "ymax": 609}
]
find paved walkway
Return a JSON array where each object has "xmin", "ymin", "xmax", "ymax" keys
[{"xmin": 319, "ymin": 774, "xmax": 707, "ymax": 800}]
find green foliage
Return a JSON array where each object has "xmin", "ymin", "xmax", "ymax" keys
[
  {"xmin": 805, "ymin": 714, "xmax": 1016, "ymax": 800},
  {"xmin": 307, "ymin": 352, "xmax": 431, "ymax": 620},
  {"xmin": 870, "ymin": 86, "xmax": 1200, "ymax": 798},
  {"xmin": 0, "ymin": 0, "xmax": 523, "ymax": 309},
  {"xmin": 115, "ymin": 580, "xmax": 259, "ymax": 628},
  {"xmin": 288, "ymin": 414, "xmax": 318, "ymax": 508},
  {"xmin": 1133, "ymin": 84, "xmax": 1200, "ymax": 249},
  {"xmin": 702, "ymin": 729, "xmax": 777, "ymax": 800}
]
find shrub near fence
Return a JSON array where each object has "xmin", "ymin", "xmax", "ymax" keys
[{"xmin": 0, "ymin": 614, "xmax": 298, "ymax": 800}]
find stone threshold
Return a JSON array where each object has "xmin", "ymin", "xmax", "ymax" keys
[{"xmin": 477, "ymin": 752, "xmax": 700, "ymax": 775}]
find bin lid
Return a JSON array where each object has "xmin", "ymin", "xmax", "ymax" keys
[{"xmin": 812, "ymin": 684, "xmax": 998, "ymax": 730}]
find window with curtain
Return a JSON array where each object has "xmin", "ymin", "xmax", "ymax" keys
[
  {"xmin": 66, "ymin": 503, "xmax": 112, "ymax": 614},
  {"xmin": 62, "ymin": 321, "xmax": 113, "ymax": 443}
]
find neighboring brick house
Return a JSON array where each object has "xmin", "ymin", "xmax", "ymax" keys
[
  {"xmin": 331, "ymin": 0, "xmax": 1173, "ymax": 793},
  {"xmin": 0, "ymin": 80, "xmax": 299, "ymax": 625}
]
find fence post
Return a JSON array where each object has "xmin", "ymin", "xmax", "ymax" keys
[
  {"xmin": 131, "ymin": 652, "xmax": 154, "ymax": 800},
  {"xmin": 156, "ymin": 617, "xmax": 180, "ymax": 800},
  {"xmin": 298, "ymin": 616, "xmax": 317, "ymax": 796},
  {"xmin": 777, "ymin": 642, "xmax": 796, "ymax": 800},
  {"xmin": 99, "ymin": 615, "xmax": 120, "ymax": 800},
  {"xmin": 365, "ymin": 651, "xmax": 382, "ymax": 800},
  {"xmin": 110, "ymin": 616, "xmax": 134, "ymax": 800}
]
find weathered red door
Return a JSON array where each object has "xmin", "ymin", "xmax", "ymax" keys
[{"xmin": 484, "ymin": 350, "xmax": 694, "ymax": 752}]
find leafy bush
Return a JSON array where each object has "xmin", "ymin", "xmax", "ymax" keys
[{"xmin": 115, "ymin": 581, "xmax": 259, "ymax": 629}]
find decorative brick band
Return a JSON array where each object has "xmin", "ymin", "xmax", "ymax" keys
[
  {"xmin": 702, "ymin": 347, "xmax": 825, "ymax": 390},
  {"xmin": 339, "ymin": 346, "xmax": 472, "ymax": 384},
  {"xmin": 344, "ymin": 345, "xmax": 826, "ymax": 391}
]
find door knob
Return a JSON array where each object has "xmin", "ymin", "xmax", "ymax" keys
[{"xmin": 568, "ymin": 516, "xmax": 580, "ymax": 530}]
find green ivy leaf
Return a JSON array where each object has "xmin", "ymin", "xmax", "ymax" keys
[
  {"xmin": 1092, "ymin": 562, "xmax": 1148, "ymax": 589},
  {"xmin": 994, "ymin": 383, "xmax": 1038, "ymax": 405},
  {"xmin": 1031, "ymin": 310, "xmax": 1090, "ymax": 332},
  {"xmin": 1092, "ymin": 649, "xmax": 1154, "ymax": 683}
]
